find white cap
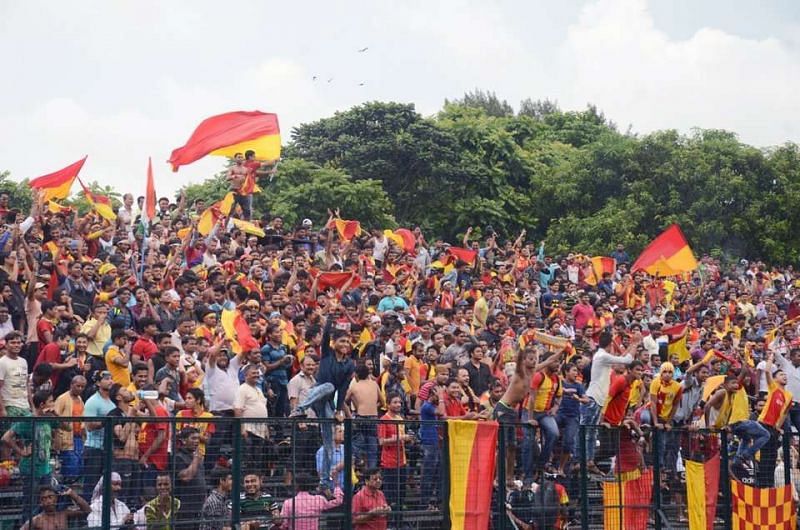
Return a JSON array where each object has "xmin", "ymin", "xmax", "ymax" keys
[{"xmin": 302, "ymin": 218, "xmax": 313, "ymax": 227}]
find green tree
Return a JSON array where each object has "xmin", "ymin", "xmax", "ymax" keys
[
  {"xmin": 445, "ymin": 89, "xmax": 514, "ymax": 118},
  {"xmin": 0, "ymin": 171, "xmax": 34, "ymax": 215}
]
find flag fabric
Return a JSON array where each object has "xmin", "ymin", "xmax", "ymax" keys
[
  {"xmin": 686, "ymin": 454, "xmax": 720, "ymax": 530},
  {"xmin": 448, "ymin": 420, "xmax": 497, "ymax": 530},
  {"xmin": 144, "ymin": 157, "xmax": 157, "ymax": 224},
  {"xmin": 29, "ymin": 156, "xmax": 86, "ymax": 201},
  {"xmin": 197, "ymin": 193, "xmax": 235, "ymax": 236},
  {"xmin": 384, "ymin": 229, "xmax": 416, "ymax": 254},
  {"xmin": 586, "ymin": 256, "xmax": 617, "ymax": 286},
  {"xmin": 662, "ymin": 322, "xmax": 691, "ymax": 362},
  {"xmin": 631, "ymin": 224, "xmax": 698, "ymax": 276},
  {"xmin": 447, "ymin": 246, "xmax": 478, "ymax": 265},
  {"xmin": 168, "ymin": 111, "xmax": 281, "ymax": 171},
  {"xmin": 602, "ymin": 468, "xmax": 653, "ymax": 530},
  {"xmin": 231, "ymin": 218, "xmax": 265, "ymax": 238},
  {"xmin": 731, "ymin": 480, "xmax": 796, "ymax": 530},
  {"xmin": 47, "ymin": 201, "xmax": 72, "ymax": 215},
  {"xmin": 221, "ymin": 308, "xmax": 259, "ymax": 354},
  {"xmin": 328, "ymin": 219, "xmax": 362, "ymax": 241},
  {"xmin": 78, "ymin": 178, "xmax": 116, "ymax": 221},
  {"xmin": 311, "ymin": 270, "xmax": 361, "ymax": 291}
]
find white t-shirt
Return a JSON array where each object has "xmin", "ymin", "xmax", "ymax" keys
[
  {"xmin": 372, "ymin": 237, "xmax": 388, "ymax": 261},
  {"xmin": 0, "ymin": 355, "xmax": 29, "ymax": 410},
  {"xmin": 235, "ymin": 383, "xmax": 269, "ymax": 439},
  {"xmin": 756, "ymin": 360, "xmax": 769, "ymax": 394}
]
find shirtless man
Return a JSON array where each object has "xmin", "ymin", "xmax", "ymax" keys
[
  {"xmin": 21, "ymin": 486, "xmax": 90, "ymax": 530},
  {"xmin": 493, "ymin": 346, "xmax": 561, "ymax": 479},
  {"xmin": 227, "ymin": 152, "xmax": 252, "ymax": 220}
]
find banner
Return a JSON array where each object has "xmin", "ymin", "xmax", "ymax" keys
[
  {"xmin": 731, "ymin": 480, "xmax": 796, "ymax": 530},
  {"xmin": 448, "ymin": 420, "xmax": 497, "ymax": 530},
  {"xmin": 686, "ymin": 454, "xmax": 720, "ymax": 530},
  {"xmin": 602, "ymin": 468, "xmax": 653, "ymax": 530}
]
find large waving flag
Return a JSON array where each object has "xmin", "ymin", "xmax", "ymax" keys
[
  {"xmin": 447, "ymin": 246, "xmax": 477, "ymax": 265},
  {"xmin": 197, "ymin": 193, "xmax": 235, "ymax": 236},
  {"xmin": 731, "ymin": 479, "xmax": 796, "ymax": 530},
  {"xmin": 221, "ymin": 307, "xmax": 259, "ymax": 354},
  {"xmin": 585, "ymin": 256, "xmax": 617, "ymax": 286},
  {"xmin": 603, "ymin": 468, "xmax": 653, "ymax": 530},
  {"xmin": 632, "ymin": 224, "xmax": 697, "ymax": 276},
  {"xmin": 384, "ymin": 228, "xmax": 416, "ymax": 254},
  {"xmin": 231, "ymin": 218, "xmax": 265, "ymax": 238},
  {"xmin": 686, "ymin": 454, "xmax": 720, "ymax": 530},
  {"xmin": 448, "ymin": 420, "xmax": 497, "ymax": 530},
  {"xmin": 78, "ymin": 178, "xmax": 116, "ymax": 221},
  {"xmin": 143, "ymin": 157, "xmax": 157, "ymax": 225},
  {"xmin": 168, "ymin": 111, "xmax": 281, "ymax": 171},
  {"xmin": 662, "ymin": 322, "xmax": 691, "ymax": 362},
  {"xmin": 29, "ymin": 156, "xmax": 87, "ymax": 201},
  {"xmin": 327, "ymin": 219, "xmax": 362, "ymax": 242}
]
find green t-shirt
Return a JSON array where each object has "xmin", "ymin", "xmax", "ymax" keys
[
  {"xmin": 239, "ymin": 492, "xmax": 274, "ymax": 525},
  {"xmin": 10, "ymin": 421, "xmax": 52, "ymax": 478}
]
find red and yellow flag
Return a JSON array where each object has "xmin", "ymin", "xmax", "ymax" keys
[
  {"xmin": 662, "ymin": 322, "xmax": 691, "ymax": 362},
  {"xmin": 384, "ymin": 228, "xmax": 416, "ymax": 254},
  {"xmin": 448, "ymin": 420, "xmax": 497, "ymax": 530},
  {"xmin": 231, "ymin": 218, "xmax": 265, "ymax": 238},
  {"xmin": 221, "ymin": 307, "xmax": 259, "ymax": 354},
  {"xmin": 585, "ymin": 256, "xmax": 617, "ymax": 286},
  {"xmin": 29, "ymin": 156, "xmax": 86, "ymax": 201},
  {"xmin": 447, "ymin": 246, "xmax": 478, "ymax": 265},
  {"xmin": 327, "ymin": 219, "xmax": 362, "ymax": 242},
  {"xmin": 731, "ymin": 479, "xmax": 796, "ymax": 530},
  {"xmin": 47, "ymin": 201, "xmax": 72, "ymax": 215},
  {"xmin": 168, "ymin": 111, "xmax": 281, "ymax": 171},
  {"xmin": 632, "ymin": 224, "xmax": 697, "ymax": 276},
  {"xmin": 686, "ymin": 455, "xmax": 720, "ymax": 530},
  {"xmin": 78, "ymin": 178, "xmax": 116, "ymax": 221},
  {"xmin": 144, "ymin": 157, "xmax": 157, "ymax": 224},
  {"xmin": 602, "ymin": 468, "xmax": 653, "ymax": 530},
  {"xmin": 197, "ymin": 193, "xmax": 235, "ymax": 236}
]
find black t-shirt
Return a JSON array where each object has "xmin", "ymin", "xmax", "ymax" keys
[{"xmin": 172, "ymin": 448, "xmax": 206, "ymax": 516}]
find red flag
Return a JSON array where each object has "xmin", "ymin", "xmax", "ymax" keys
[
  {"xmin": 29, "ymin": 156, "xmax": 87, "ymax": 201},
  {"xmin": 632, "ymin": 224, "xmax": 697, "ymax": 276},
  {"xmin": 144, "ymin": 157, "xmax": 156, "ymax": 223},
  {"xmin": 447, "ymin": 246, "xmax": 477, "ymax": 265},
  {"xmin": 603, "ymin": 468, "xmax": 653, "ymax": 530},
  {"xmin": 586, "ymin": 256, "xmax": 617, "ymax": 286},
  {"xmin": 233, "ymin": 312, "xmax": 259, "ymax": 353},
  {"xmin": 314, "ymin": 271, "xmax": 361, "ymax": 291},
  {"xmin": 78, "ymin": 178, "xmax": 116, "ymax": 221},
  {"xmin": 168, "ymin": 111, "xmax": 280, "ymax": 171}
]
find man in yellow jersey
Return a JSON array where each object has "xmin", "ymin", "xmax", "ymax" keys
[
  {"xmin": 705, "ymin": 369, "xmax": 770, "ymax": 477},
  {"xmin": 755, "ymin": 353, "xmax": 792, "ymax": 486}
]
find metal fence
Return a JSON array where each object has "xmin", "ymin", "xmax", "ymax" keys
[{"xmin": 1, "ymin": 415, "xmax": 798, "ymax": 529}]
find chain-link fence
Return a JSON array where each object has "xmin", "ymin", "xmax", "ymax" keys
[{"xmin": 2, "ymin": 415, "xmax": 799, "ymax": 529}]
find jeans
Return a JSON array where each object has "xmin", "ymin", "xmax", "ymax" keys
[
  {"xmin": 383, "ymin": 466, "xmax": 407, "ymax": 513},
  {"xmin": 420, "ymin": 443, "xmax": 441, "ymax": 506},
  {"xmin": 353, "ymin": 418, "xmax": 378, "ymax": 468},
  {"xmin": 82, "ymin": 446, "xmax": 105, "ymax": 502},
  {"xmin": 579, "ymin": 398, "xmax": 601, "ymax": 461},
  {"xmin": 297, "ymin": 382, "xmax": 336, "ymax": 488},
  {"xmin": 520, "ymin": 411, "xmax": 538, "ymax": 480},
  {"xmin": 732, "ymin": 420, "xmax": 770, "ymax": 462},
  {"xmin": 756, "ymin": 427, "xmax": 781, "ymax": 487},
  {"xmin": 557, "ymin": 414, "xmax": 579, "ymax": 456},
  {"xmin": 789, "ymin": 402, "xmax": 800, "ymax": 435},
  {"xmin": 533, "ymin": 412, "xmax": 559, "ymax": 467},
  {"xmin": 59, "ymin": 436, "xmax": 84, "ymax": 481},
  {"xmin": 233, "ymin": 192, "xmax": 252, "ymax": 220},
  {"xmin": 206, "ymin": 410, "xmax": 234, "ymax": 472}
]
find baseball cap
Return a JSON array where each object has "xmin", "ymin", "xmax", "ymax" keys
[{"xmin": 34, "ymin": 282, "xmax": 47, "ymax": 290}]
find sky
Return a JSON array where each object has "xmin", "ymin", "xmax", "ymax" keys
[{"xmin": 1, "ymin": 0, "xmax": 799, "ymax": 197}]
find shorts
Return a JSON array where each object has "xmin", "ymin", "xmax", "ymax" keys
[{"xmin": 493, "ymin": 401, "xmax": 519, "ymax": 448}]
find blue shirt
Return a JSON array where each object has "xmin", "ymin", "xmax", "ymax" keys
[
  {"xmin": 83, "ymin": 392, "xmax": 115, "ymax": 449},
  {"xmin": 261, "ymin": 343, "xmax": 289, "ymax": 386},
  {"xmin": 377, "ymin": 296, "xmax": 408, "ymax": 313},
  {"xmin": 419, "ymin": 401, "xmax": 439, "ymax": 445},
  {"xmin": 558, "ymin": 381, "xmax": 585, "ymax": 419},
  {"xmin": 316, "ymin": 444, "xmax": 344, "ymax": 489}
]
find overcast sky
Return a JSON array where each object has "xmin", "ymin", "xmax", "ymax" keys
[{"xmin": 2, "ymin": 0, "xmax": 799, "ymax": 197}]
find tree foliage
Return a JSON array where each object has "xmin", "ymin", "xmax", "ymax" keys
[{"xmin": 4, "ymin": 92, "xmax": 800, "ymax": 263}]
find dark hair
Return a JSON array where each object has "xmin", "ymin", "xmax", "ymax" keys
[
  {"xmin": 178, "ymin": 426, "xmax": 199, "ymax": 440},
  {"xmin": 4, "ymin": 331, "xmax": 22, "ymax": 342},
  {"xmin": 294, "ymin": 472, "xmax": 318, "ymax": 492},
  {"xmin": 210, "ymin": 467, "xmax": 232, "ymax": 487},
  {"xmin": 41, "ymin": 300, "xmax": 57, "ymax": 313},
  {"xmin": 364, "ymin": 467, "xmax": 382, "ymax": 481},
  {"xmin": 629, "ymin": 360, "xmax": 644, "ymax": 370},
  {"xmin": 598, "ymin": 331, "xmax": 613, "ymax": 348},
  {"xmin": 132, "ymin": 362, "xmax": 148, "ymax": 375},
  {"xmin": 33, "ymin": 363, "xmax": 53, "ymax": 378},
  {"xmin": 186, "ymin": 388, "xmax": 205, "ymax": 408},
  {"xmin": 109, "ymin": 383, "xmax": 123, "ymax": 403},
  {"xmin": 111, "ymin": 329, "xmax": 128, "ymax": 342},
  {"xmin": 356, "ymin": 363, "xmax": 370, "ymax": 380},
  {"xmin": 386, "ymin": 392, "xmax": 402, "ymax": 405},
  {"xmin": 139, "ymin": 317, "xmax": 157, "ymax": 329},
  {"xmin": 32, "ymin": 389, "xmax": 52, "ymax": 409},
  {"xmin": 163, "ymin": 346, "xmax": 180, "ymax": 357}
]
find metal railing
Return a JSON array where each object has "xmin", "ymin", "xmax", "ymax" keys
[{"xmin": 1, "ymin": 415, "xmax": 797, "ymax": 529}]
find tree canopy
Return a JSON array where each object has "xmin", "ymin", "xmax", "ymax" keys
[{"xmin": 4, "ymin": 90, "xmax": 800, "ymax": 263}]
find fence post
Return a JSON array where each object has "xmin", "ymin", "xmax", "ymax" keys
[
  {"xmin": 720, "ymin": 429, "xmax": 732, "ymax": 530},
  {"xmin": 101, "ymin": 417, "xmax": 114, "ymax": 530},
  {"xmin": 344, "ymin": 418, "xmax": 353, "ymax": 529},
  {"xmin": 442, "ymin": 422, "xmax": 451, "ymax": 529},
  {"xmin": 231, "ymin": 418, "xmax": 242, "ymax": 529},
  {"xmin": 782, "ymin": 429, "xmax": 791, "ymax": 486},
  {"xmin": 497, "ymin": 424, "xmax": 506, "ymax": 530},
  {"xmin": 652, "ymin": 428, "xmax": 662, "ymax": 530},
  {"xmin": 579, "ymin": 424, "xmax": 589, "ymax": 530}
]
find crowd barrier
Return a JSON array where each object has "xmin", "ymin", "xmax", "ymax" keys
[{"xmin": 1, "ymin": 416, "xmax": 798, "ymax": 529}]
